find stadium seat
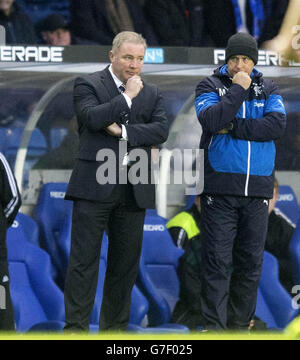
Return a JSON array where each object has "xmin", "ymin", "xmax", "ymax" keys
[
  {"xmin": 49, "ymin": 128, "xmax": 68, "ymax": 149},
  {"xmin": 255, "ymin": 287, "xmax": 278, "ymax": 329},
  {"xmin": 185, "ymin": 195, "xmax": 196, "ymax": 210},
  {"xmin": 7, "ymin": 224, "xmax": 65, "ymax": 332},
  {"xmin": 3, "ymin": 127, "xmax": 48, "ymax": 187},
  {"xmin": 289, "ymin": 219, "xmax": 300, "ymax": 287},
  {"xmin": 33, "ymin": 182, "xmax": 72, "ymax": 286},
  {"xmin": 4, "ymin": 127, "xmax": 47, "ymax": 166},
  {"xmin": 277, "ymin": 185, "xmax": 300, "ymax": 226},
  {"xmin": 9, "ymin": 212, "xmax": 40, "ymax": 247},
  {"xmin": 137, "ymin": 213, "xmax": 186, "ymax": 327},
  {"xmin": 256, "ymin": 251, "xmax": 299, "ymax": 329},
  {"xmin": 145, "ymin": 209, "xmax": 160, "ymax": 218}
]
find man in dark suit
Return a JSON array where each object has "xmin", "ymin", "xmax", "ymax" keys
[{"xmin": 64, "ymin": 31, "xmax": 169, "ymax": 332}]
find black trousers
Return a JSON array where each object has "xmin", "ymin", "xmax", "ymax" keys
[
  {"xmin": 200, "ymin": 194, "xmax": 269, "ymax": 330},
  {"xmin": 64, "ymin": 184, "xmax": 145, "ymax": 332},
  {"xmin": 0, "ymin": 210, "xmax": 15, "ymax": 331}
]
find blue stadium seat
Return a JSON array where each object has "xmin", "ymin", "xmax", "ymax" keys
[
  {"xmin": 277, "ymin": 185, "xmax": 300, "ymax": 226},
  {"xmin": 33, "ymin": 182, "xmax": 72, "ymax": 286},
  {"xmin": 185, "ymin": 195, "xmax": 196, "ymax": 210},
  {"xmin": 137, "ymin": 213, "xmax": 186, "ymax": 328},
  {"xmin": 49, "ymin": 128, "xmax": 68, "ymax": 149},
  {"xmin": 3, "ymin": 127, "xmax": 48, "ymax": 183},
  {"xmin": 255, "ymin": 287, "xmax": 278, "ymax": 329},
  {"xmin": 7, "ymin": 223, "xmax": 65, "ymax": 332},
  {"xmin": 256, "ymin": 251, "xmax": 299, "ymax": 329},
  {"xmin": 289, "ymin": 219, "xmax": 300, "ymax": 287},
  {"xmin": 145, "ymin": 209, "xmax": 160, "ymax": 218},
  {"xmin": 10, "ymin": 212, "xmax": 40, "ymax": 247}
]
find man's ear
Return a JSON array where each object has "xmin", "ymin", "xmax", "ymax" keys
[{"xmin": 109, "ymin": 50, "xmax": 114, "ymax": 63}]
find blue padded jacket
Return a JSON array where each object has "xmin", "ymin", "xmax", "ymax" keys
[{"xmin": 195, "ymin": 65, "xmax": 286, "ymax": 199}]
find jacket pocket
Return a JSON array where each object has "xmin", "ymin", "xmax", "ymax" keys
[
  {"xmin": 250, "ymin": 141, "xmax": 275, "ymax": 176},
  {"xmin": 208, "ymin": 135, "xmax": 249, "ymax": 174}
]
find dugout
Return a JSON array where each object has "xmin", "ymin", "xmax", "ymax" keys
[{"xmin": 0, "ymin": 45, "xmax": 299, "ymax": 218}]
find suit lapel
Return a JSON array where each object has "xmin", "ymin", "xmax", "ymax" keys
[{"xmin": 100, "ymin": 66, "xmax": 120, "ymax": 99}]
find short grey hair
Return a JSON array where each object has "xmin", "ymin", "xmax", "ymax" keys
[{"xmin": 112, "ymin": 31, "xmax": 147, "ymax": 53}]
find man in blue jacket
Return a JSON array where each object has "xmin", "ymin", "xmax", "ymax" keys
[{"xmin": 195, "ymin": 32, "xmax": 286, "ymax": 330}]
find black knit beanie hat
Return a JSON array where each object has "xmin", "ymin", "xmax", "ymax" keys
[{"xmin": 225, "ymin": 32, "xmax": 258, "ymax": 65}]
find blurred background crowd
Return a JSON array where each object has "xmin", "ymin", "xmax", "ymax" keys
[{"xmin": 0, "ymin": 0, "xmax": 291, "ymax": 48}]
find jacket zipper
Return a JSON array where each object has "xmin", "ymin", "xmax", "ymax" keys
[{"xmin": 243, "ymin": 101, "xmax": 251, "ymax": 196}]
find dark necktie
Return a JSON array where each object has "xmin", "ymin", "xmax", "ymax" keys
[{"xmin": 119, "ymin": 84, "xmax": 126, "ymax": 93}]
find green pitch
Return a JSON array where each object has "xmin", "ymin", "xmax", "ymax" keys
[
  {"xmin": 0, "ymin": 331, "xmax": 298, "ymax": 340},
  {"xmin": 0, "ymin": 316, "xmax": 299, "ymax": 340}
]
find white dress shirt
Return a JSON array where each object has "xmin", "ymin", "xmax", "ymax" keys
[
  {"xmin": 109, "ymin": 65, "xmax": 131, "ymax": 141},
  {"xmin": 109, "ymin": 65, "xmax": 131, "ymax": 164}
]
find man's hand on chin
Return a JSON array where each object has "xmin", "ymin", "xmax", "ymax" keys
[{"xmin": 106, "ymin": 123, "xmax": 122, "ymax": 137}]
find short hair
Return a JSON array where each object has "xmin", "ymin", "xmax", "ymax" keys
[{"xmin": 112, "ymin": 31, "xmax": 147, "ymax": 53}]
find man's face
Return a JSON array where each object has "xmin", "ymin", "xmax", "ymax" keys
[
  {"xmin": 42, "ymin": 29, "xmax": 71, "ymax": 46},
  {"xmin": 109, "ymin": 42, "xmax": 145, "ymax": 83},
  {"xmin": 227, "ymin": 55, "xmax": 255, "ymax": 77},
  {"xmin": 0, "ymin": 0, "xmax": 13, "ymax": 11}
]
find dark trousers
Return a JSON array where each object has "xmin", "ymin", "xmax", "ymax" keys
[
  {"xmin": 200, "ymin": 194, "xmax": 269, "ymax": 330},
  {"xmin": 64, "ymin": 184, "xmax": 145, "ymax": 332},
  {"xmin": 0, "ymin": 211, "xmax": 15, "ymax": 331}
]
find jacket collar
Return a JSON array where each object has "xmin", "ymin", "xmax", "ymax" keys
[{"xmin": 215, "ymin": 64, "xmax": 263, "ymax": 81}]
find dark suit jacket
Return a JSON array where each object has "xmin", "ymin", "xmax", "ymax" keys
[{"xmin": 65, "ymin": 66, "xmax": 169, "ymax": 209}]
